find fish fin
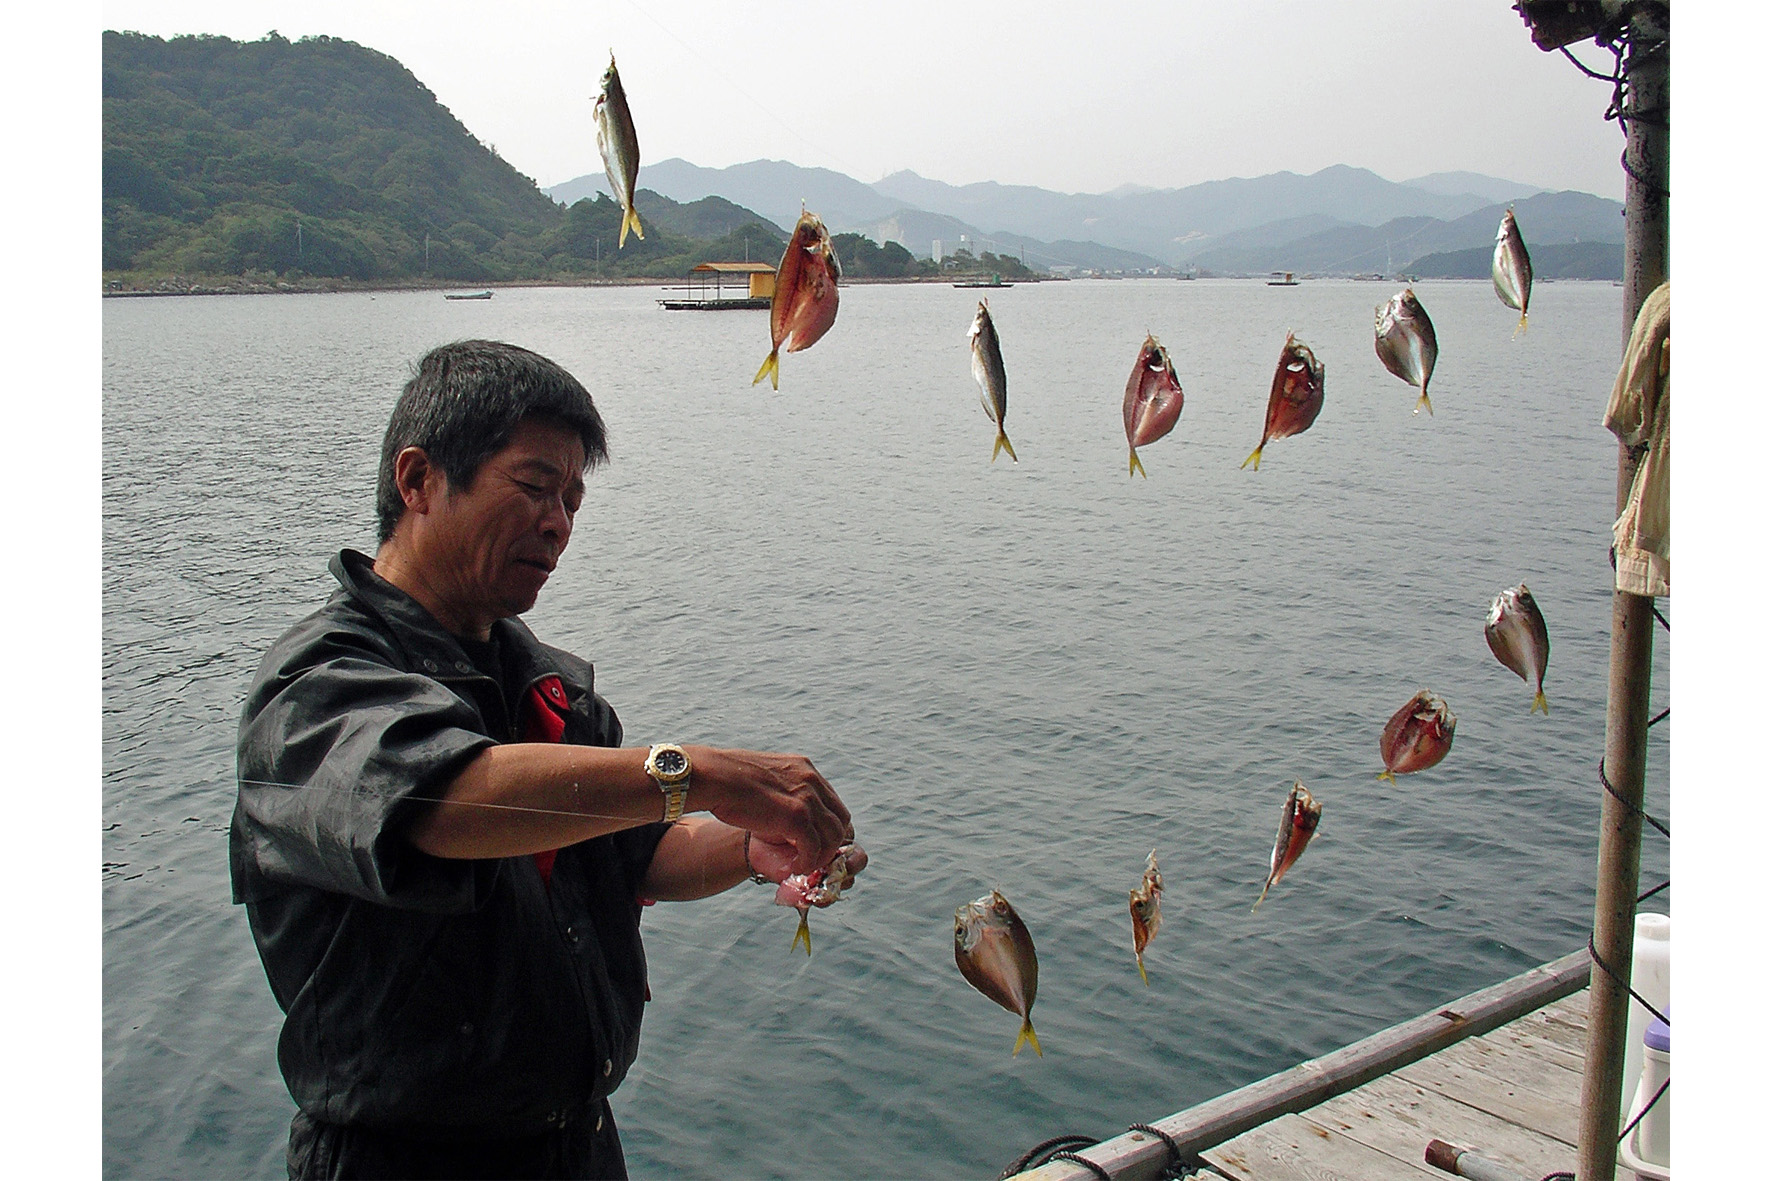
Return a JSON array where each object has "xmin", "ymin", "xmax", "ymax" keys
[
  {"xmin": 752, "ymin": 349, "xmax": 780, "ymax": 389},
  {"xmin": 1415, "ymin": 391, "xmax": 1433, "ymax": 416},
  {"xmin": 1532, "ymin": 690, "xmax": 1548, "ymax": 715},
  {"xmin": 791, "ymin": 911, "xmax": 811, "ymax": 956},
  {"xmin": 1129, "ymin": 449, "xmax": 1145, "ymax": 478},
  {"xmin": 1136, "ymin": 955, "xmax": 1149, "ymax": 986},
  {"xmin": 1253, "ymin": 880, "xmax": 1271, "ymax": 912},
  {"xmin": 992, "ymin": 428, "xmax": 1018, "ymax": 464},
  {"xmin": 620, "ymin": 207, "xmax": 644, "ymax": 245},
  {"xmin": 1376, "ymin": 769, "xmax": 1396, "ymax": 784},
  {"xmin": 1014, "ymin": 1019, "xmax": 1042, "ymax": 1057},
  {"xmin": 1240, "ymin": 445, "xmax": 1264, "ymax": 471},
  {"xmin": 1513, "ymin": 313, "xmax": 1528, "ymax": 338}
]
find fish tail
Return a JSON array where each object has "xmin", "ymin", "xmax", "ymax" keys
[
  {"xmin": 753, "ymin": 349, "xmax": 780, "ymax": 389},
  {"xmin": 993, "ymin": 427, "xmax": 1018, "ymax": 464},
  {"xmin": 1240, "ymin": 445, "xmax": 1264, "ymax": 471},
  {"xmin": 1014, "ymin": 1018, "xmax": 1042, "ymax": 1057},
  {"xmin": 1532, "ymin": 690, "xmax": 1549, "ymax": 715},
  {"xmin": 1136, "ymin": 955, "xmax": 1149, "ymax": 986},
  {"xmin": 625, "ymin": 207, "xmax": 644, "ymax": 243},
  {"xmin": 1129, "ymin": 449, "xmax": 1145, "ymax": 478},
  {"xmin": 791, "ymin": 911, "xmax": 811, "ymax": 956},
  {"xmin": 1376, "ymin": 769, "xmax": 1396, "ymax": 784},
  {"xmin": 1513, "ymin": 312, "xmax": 1528, "ymax": 337},
  {"xmin": 1415, "ymin": 390, "xmax": 1433, "ymax": 416},
  {"xmin": 1253, "ymin": 880, "xmax": 1271, "ymax": 913}
]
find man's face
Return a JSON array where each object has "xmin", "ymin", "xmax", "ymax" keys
[{"xmin": 426, "ymin": 417, "xmax": 587, "ymax": 627}]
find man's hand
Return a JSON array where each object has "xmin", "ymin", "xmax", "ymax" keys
[
  {"xmin": 749, "ymin": 836, "xmax": 869, "ymax": 893},
  {"xmin": 688, "ymin": 747, "xmax": 852, "ymax": 877}
]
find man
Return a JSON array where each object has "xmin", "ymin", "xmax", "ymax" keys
[{"xmin": 231, "ymin": 339, "xmax": 863, "ymax": 1179}]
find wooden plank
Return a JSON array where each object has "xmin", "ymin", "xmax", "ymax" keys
[
  {"xmin": 1503, "ymin": 1003, "xmax": 1590, "ymax": 1057},
  {"xmin": 1395, "ymin": 1039, "xmax": 1582, "ymax": 1146},
  {"xmin": 1010, "ymin": 951, "xmax": 1591, "ymax": 1181},
  {"xmin": 1473, "ymin": 1018, "xmax": 1587, "ymax": 1073},
  {"xmin": 1203, "ymin": 1112, "xmax": 1435, "ymax": 1181},
  {"xmin": 1306, "ymin": 1072, "xmax": 1577, "ymax": 1181}
]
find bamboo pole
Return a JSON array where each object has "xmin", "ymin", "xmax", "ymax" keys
[{"xmin": 1574, "ymin": 7, "xmax": 1668, "ymax": 1180}]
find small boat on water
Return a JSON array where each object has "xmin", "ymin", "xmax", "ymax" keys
[
  {"xmin": 954, "ymin": 274, "xmax": 1015, "ymax": 289},
  {"xmin": 444, "ymin": 290, "xmax": 493, "ymax": 301},
  {"xmin": 1266, "ymin": 272, "xmax": 1300, "ymax": 286},
  {"xmin": 659, "ymin": 261, "xmax": 776, "ymax": 310}
]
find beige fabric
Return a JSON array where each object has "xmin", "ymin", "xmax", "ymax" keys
[{"xmin": 1603, "ymin": 282, "xmax": 1670, "ymax": 598}]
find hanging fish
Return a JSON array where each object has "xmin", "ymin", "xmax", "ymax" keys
[
  {"xmin": 954, "ymin": 889, "xmax": 1041, "ymax": 1056},
  {"xmin": 1129, "ymin": 849, "xmax": 1164, "ymax": 984},
  {"xmin": 1378, "ymin": 691, "xmax": 1457, "ymax": 782},
  {"xmin": 774, "ymin": 849, "xmax": 854, "ymax": 956},
  {"xmin": 1123, "ymin": 335, "xmax": 1185, "ymax": 477},
  {"xmin": 1486, "ymin": 584, "xmax": 1551, "ymax": 714},
  {"xmin": 1254, "ymin": 781, "xmax": 1321, "ymax": 912},
  {"xmin": 1374, "ymin": 288, "xmax": 1439, "ymax": 415},
  {"xmin": 1492, "ymin": 208, "xmax": 1533, "ymax": 335},
  {"xmin": 593, "ymin": 54, "xmax": 644, "ymax": 248},
  {"xmin": 1241, "ymin": 333, "xmax": 1325, "ymax": 470},
  {"xmin": 753, "ymin": 210, "xmax": 841, "ymax": 389},
  {"xmin": 967, "ymin": 300, "xmax": 1018, "ymax": 462}
]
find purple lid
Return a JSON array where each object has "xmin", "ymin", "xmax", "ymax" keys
[{"xmin": 1645, "ymin": 1008, "xmax": 1669, "ymax": 1053}]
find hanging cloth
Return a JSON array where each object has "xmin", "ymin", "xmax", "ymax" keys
[{"xmin": 1603, "ymin": 281, "xmax": 1670, "ymax": 598}]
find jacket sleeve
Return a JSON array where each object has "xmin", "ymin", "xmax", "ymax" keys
[{"xmin": 233, "ymin": 620, "xmax": 499, "ymax": 911}]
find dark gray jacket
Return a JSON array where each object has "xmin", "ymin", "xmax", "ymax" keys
[{"xmin": 231, "ymin": 549, "xmax": 668, "ymax": 1139}]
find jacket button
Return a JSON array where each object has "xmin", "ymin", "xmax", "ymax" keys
[
  {"xmin": 565, "ymin": 926, "xmax": 578, "ymax": 943},
  {"xmin": 422, "ymin": 659, "xmax": 439, "ymax": 672},
  {"xmin": 454, "ymin": 660, "xmax": 471, "ymax": 672},
  {"xmin": 595, "ymin": 1113, "xmax": 604, "ymax": 1132},
  {"xmin": 603, "ymin": 1058, "xmax": 612, "ymax": 1076},
  {"xmin": 460, "ymin": 1022, "xmax": 473, "ymax": 1036}
]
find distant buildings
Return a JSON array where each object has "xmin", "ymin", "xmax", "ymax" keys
[{"xmin": 931, "ymin": 239, "xmax": 943, "ymax": 263}]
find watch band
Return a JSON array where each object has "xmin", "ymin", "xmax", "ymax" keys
[{"xmin": 644, "ymin": 743, "xmax": 691, "ymax": 823}]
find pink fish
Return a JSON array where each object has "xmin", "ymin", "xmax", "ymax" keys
[
  {"xmin": 1254, "ymin": 781, "xmax": 1321, "ymax": 911},
  {"xmin": 1123, "ymin": 335, "xmax": 1185, "ymax": 477},
  {"xmin": 775, "ymin": 849, "xmax": 854, "ymax": 955},
  {"xmin": 954, "ymin": 889, "xmax": 1041, "ymax": 1056},
  {"xmin": 1485, "ymin": 584, "xmax": 1551, "ymax": 714},
  {"xmin": 1129, "ymin": 850, "xmax": 1163, "ymax": 983},
  {"xmin": 1241, "ymin": 333, "xmax": 1325, "ymax": 470},
  {"xmin": 1378, "ymin": 691, "xmax": 1457, "ymax": 782},
  {"xmin": 753, "ymin": 210, "xmax": 841, "ymax": 390}
]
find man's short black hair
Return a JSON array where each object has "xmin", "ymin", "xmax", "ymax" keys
[{"xmin": 376, "ymin": 340, "xmax": 609, "ymax": 542}]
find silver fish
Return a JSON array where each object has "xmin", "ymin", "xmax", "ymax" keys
[
  {"xmin": 954, "ymin": 889, "xmax": 1040, "ymax": 1055},
  {"xmin": 1255, "ymin": 781, "xmax": 1320, "ymax": 911},
  {"xmin": 1492, "ymin": 208, "xmax": 1532, "ymax": 335},
  {"xmin": 967, "ymin": 300, "xmax": 1017, "ymax": 463},
  {"xmin": 593, "ymin": 54, "xmax": 643, "ymax": 248},
  {"xmin": 1374, "ymin": 288, "xmax": 1439, "ymax": 415},
  {"xmin": 1485, "ymin": 584, "xmax": 1551, "ymax": 714}
]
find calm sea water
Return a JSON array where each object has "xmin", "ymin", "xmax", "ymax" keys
[{"xmin": 103, "ymin": 278, "xmax": 1669, "ymax": 1180}]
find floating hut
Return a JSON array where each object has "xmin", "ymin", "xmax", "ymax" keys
[{"xmin": 658, "ymin": 261, "xmax": 775, "ymax": 310}]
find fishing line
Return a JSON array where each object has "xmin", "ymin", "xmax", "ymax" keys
[{"xmin": 617, "ymin": 0, "xmax": 867, "ymax": 183}]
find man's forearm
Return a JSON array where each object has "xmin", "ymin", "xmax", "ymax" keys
[
  {"xmin": 407, "ymin": 743, "xmax": 666, "ymax": 859},
  {"xmin": 639, "ymin": 817, "xmax": 752, "ymax": 901}
]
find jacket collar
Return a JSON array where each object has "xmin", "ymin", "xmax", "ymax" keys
[{"xmin": 329, "ymin": 549, "xmax": 590, "ymax": 700}]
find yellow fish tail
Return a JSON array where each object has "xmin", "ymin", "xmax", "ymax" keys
[
  {"xmin": 1241, "ymin": 445, "xmax": 1264, "ymax": 471},
  {"xmin": 618, "ymin": 207, "xmax": 643, "ymax": 248},
  {"xmin": 1415, "ymin": 391, "xmax": 1433, "ymax": 416},
  {"xmin": 1513, "ymin": 312, "xmax": 1528, "ymax": 338},
  {"xmin": 790, "ymin": 911, "xmax": 811, "ymax": 956},
  {"xmin": 1532, "ymin": 690, "xmax": 1549, "ymax": 715},
  {"xmin": 753, "ymin": 349, "xmax": 780, "ymax": 389},
  {"xmin": 1013, "ymin": 1018, "xmax": 1042, "ymax": 1057},
  {"xmin": 993, "ymin": 427, "xmax": 1018, "ymax": 464},
  {"xmin": 1253, "ymin": 881, "xmax": 1271, "ymax": 913},
  {"xmin": 1129, "ymin": 449, "xmax": 1146, "ymax": 478},
  {"xmin": 1376, "ymin": 769, "xmax": 1396, "ymax": 784},
  {"xmin": 1136, "ymin": 955, "xmax": 1149, "ymax": 985}
]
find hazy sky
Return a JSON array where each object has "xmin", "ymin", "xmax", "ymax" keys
[{"xmin": 102, "ymin": 0, "xmax": 1629, "ymax": 199}]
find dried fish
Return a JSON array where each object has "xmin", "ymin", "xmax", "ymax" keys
[
  {"xmin": 967, "ymin": 300, "xmax": 1018, "ymax": 462},
  {"xmin": 1129, "ymin": 849, "xmax": 1164, "ymax": 983},
  {"xmin": 1123, "ymin": 335, "xmax": 1185, "ymax": 476},
  {"xmin": 1241, "ymin": 333, "xmax": 1325, "ymax": 470},
  {"xmin": 1492, "ymin": 208, "xmax": 1533, "ymax": 335},
  {"xmin": 954, "ymin": 889, "xmax": 1041, "ymax": 1055},
  {"xmin": 753, "ymin": 210, "xmax": 841, "ymax": 389},
  {"xmin": 1486, "ymin": 584, "xmax": 1551, "ymax": 714},
  {"xmin": 1254, "ymin": 781, "xmax": 1321, "ymax": 911},
  {"xmin": 774, "ymin": 850, "xmax": 854, "ymax": 956},
  {"xmin": 1378, "ymin": 691, "xmax": 1457, "ymax": 782},
  {"xmin": 1374, "ymin": 288, "xmax": 1439, "ymax": 415},
  {"xmin": 592, "ymin": 55, "xmax": 643, "ymax": 248}
]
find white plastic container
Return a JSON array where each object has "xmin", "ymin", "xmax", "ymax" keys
[
  {"xmin": 1620, "ymin": 912, "xmax": 1670, "ymax": 1131},
  {"xmin": 1619, "ymin": 1012, "xmax": 1670, "ymax": 1180}
]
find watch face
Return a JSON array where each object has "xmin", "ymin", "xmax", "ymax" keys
[{"xmin": 652, "ymin": 749, "xmax": 687, "ymax": 777}]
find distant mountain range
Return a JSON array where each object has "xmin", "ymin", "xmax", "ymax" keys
[{"xmin": 547, "ymin": 160, "xmax": 1622, "ymax": 277}]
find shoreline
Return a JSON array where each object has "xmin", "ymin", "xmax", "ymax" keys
[{"xmin": 101, "ymin": 272, "xmax": 1049, "ymax": 298}]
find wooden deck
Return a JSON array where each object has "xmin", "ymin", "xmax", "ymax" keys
[
  {"xmin": 1199, "ymin": 989, "xmax": 1605, "ymax": 1180},
  {"xmin": 1012, "ymin": 950, "xmax": 1633, "ymax": 1181}
]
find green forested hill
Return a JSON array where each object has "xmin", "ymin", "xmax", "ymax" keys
[{"xmin": 103, "ymin": 31, "xmax": 784, "ymax": 284}]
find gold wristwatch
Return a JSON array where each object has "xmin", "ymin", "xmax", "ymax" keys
[{"xmin": 644, "ymin": 743, "xmax": 692, "ymax": 822}]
